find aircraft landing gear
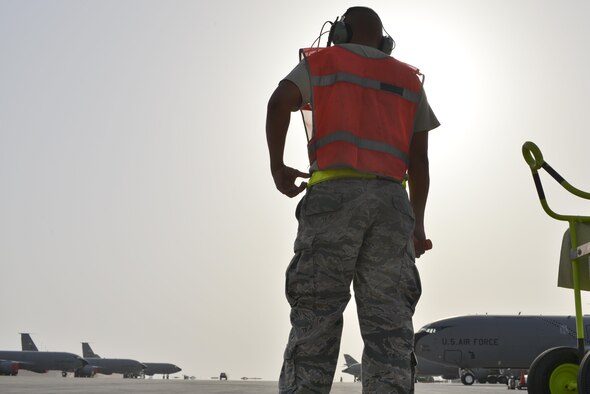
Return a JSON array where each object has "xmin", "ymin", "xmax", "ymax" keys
[
  {"xmin": 527, "ymin": 347, "xmax": 579, "ymax": 394},
  {"xmin": 61, "ymin": 371, "xmax": 67, "ymax": 378},
  {"xmin": 460, "ymin": 371, "xmax": 475, "ymax": 385}
]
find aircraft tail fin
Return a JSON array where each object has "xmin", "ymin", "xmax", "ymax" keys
[
  {"xmin": 343, "ymin": 354, "xmax": 359, "ymax": 367},
  {"xmin": 20, "ymin": 333, "xmax": 38, "ymax": 351},
  {"xmin": 82, "ymin": 342, "xmax": 100, "ymax": 358}
]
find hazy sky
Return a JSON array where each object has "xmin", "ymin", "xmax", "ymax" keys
[{"xmin": 2, "ymin": 0, "xmax": 590, "ymax": 382}]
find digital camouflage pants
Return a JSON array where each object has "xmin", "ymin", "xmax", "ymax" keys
[{"xmin": 279, "ymin": 179, "xmax": 422, "ymax": 394}]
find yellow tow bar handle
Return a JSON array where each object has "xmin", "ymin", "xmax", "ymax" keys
[{"xmin": 522, "ymin": 141, "xmax": 544, "ymax": 171}]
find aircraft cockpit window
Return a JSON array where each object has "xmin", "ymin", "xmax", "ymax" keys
[{"xmin": 418, "ymin": 327, "xmax": 437, "ymax": 334}]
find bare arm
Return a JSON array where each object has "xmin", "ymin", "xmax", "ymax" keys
[
  {"xmin": 266, "ymin": 80, "xmax": 309, "ymax": 198},
  {"xmin": 408, "ymin": 131, "xmax": 430, "ymax": 257}
]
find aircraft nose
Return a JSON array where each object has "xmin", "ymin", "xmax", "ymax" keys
[{"xmin": 414, "ymin": 331, "xmax": 429, "ymax": 346}]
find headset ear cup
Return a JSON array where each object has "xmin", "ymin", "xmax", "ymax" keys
[
  {"xmin": 327, "ymin": 22, "xmax": 336, "ymax": 46},
  {"xmin": 331, "ymin": 21, "xmax": 351, "ymax": 45},
  {"xmin": 380, "ymin": 35, "xmax": 394, "ymax": 55}
]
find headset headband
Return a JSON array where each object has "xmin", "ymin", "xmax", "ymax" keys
[{"xmin": 327, "ymin": 11, "xmax": 395, "ymax": 55}]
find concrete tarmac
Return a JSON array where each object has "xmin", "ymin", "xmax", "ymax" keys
[{"xmin": 0, "ymin": 376, "xmax": 512, "ymax": 394}]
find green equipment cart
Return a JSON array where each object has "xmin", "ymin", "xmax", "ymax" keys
[{"xmin": 522, "ymin": 141, "xmax": 590, "ymax": 394}]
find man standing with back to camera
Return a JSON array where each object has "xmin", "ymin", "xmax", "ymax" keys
[{"xmin": 266, "ymin": 6, "xmax": 440, "ymax": 394}]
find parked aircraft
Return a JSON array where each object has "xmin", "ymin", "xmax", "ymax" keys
[
  {"xmin": 1, "ymin": 334, "xmax": 86, "ymax": 376},
  {"xmin": 76, "ymin": 342, "xmax": 145, "ymax": 378},
  {"xmin": 340, "ymin": 353, "xmax": 460, "ymax": 382},
  {"xmin": 414, "ymin": 315, "xmax": 589, "ymax": 385},
  {"xmin": 142, "ymin": 362, "xmax": 182, "ymax": 378},
  {"xmin": 15, "ymin": 332, "xmax": 88, "ymax": 377},
  {"xmin": 342, "ymin": 354, "xmax": 361, "ymax": 381},
  {"xmin": 0, "ymin": 351, "xmax": 87, "ymax": 376}
]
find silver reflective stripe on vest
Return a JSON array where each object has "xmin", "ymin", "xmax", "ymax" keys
[
  {"xmin": 308, "ymin": 130, "xmax": 409, "ymax": 164},
  {"xmin": 311, "ymin": 72, "xmax": 420, "ymax": 103}
]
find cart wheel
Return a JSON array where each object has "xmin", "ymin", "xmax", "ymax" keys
[
  {"xmin": 528, "ymin": 347, "xmax": 579, "ymax": 394},
  {"xmin": 578, "ymin": 351, "xmax": 590, "ymax": 393}
]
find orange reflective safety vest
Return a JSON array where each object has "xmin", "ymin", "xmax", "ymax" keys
[{"xmin": 300, "ymin": 45, "xmax": 423, "ymax": 181}]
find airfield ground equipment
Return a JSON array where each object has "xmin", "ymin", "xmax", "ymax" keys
[{"xmin": 522, "ymin": 141, "xmax": 590, "ymax": 394}]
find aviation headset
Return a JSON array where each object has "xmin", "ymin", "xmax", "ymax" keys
[{"xmin": 327, "ymin": 7, "xmax": 395, "ymax": 55}]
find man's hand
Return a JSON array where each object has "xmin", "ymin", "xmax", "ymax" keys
[
  {"xmin": 272, "ymin": 165, "xmax": 310, "ymax": 198},
  {"xmin": 266, "ymin": 80, "xmax": 305, "ymax": 197},
  {"xmin": 413, "ymin": 224, "xmax": 432, "ymax": 258}
]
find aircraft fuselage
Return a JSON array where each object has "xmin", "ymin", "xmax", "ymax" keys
[
  {"xmin": 143, "ymin": 362, "xmax": 181, "ymax": 376},
  {"xmin": 83, "ymin": 357, "xmax": 145, "ymax": 375},
  {"xmin": 415, "ymin": 315, "xmax": 589, "ymax": 369},
  {"xmin": 0, "ymin": 350, "xmax": 86, "ymax": 373}
]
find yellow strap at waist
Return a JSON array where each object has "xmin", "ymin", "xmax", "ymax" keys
[{"xmin": 307, "ymin": 169, "xmax": 377, "ymax": 188}]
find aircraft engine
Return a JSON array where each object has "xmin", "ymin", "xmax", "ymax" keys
[
  {"xmin": 0, "ymin": 361, "xmax": 19, "ymax": 376},
  {"xmin": 74, "ymin": 365, "xmax": 97, "ymax": 378}
]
